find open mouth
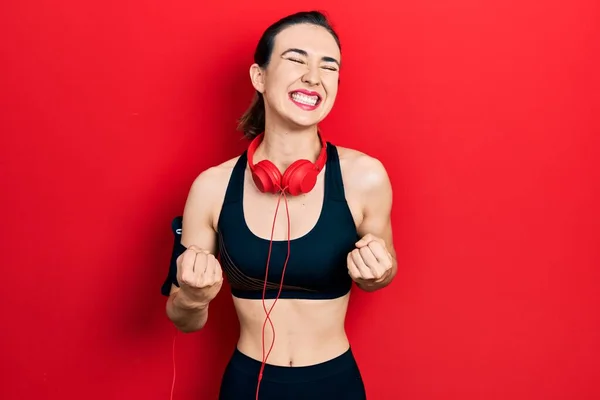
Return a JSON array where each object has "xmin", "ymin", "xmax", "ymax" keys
[{"xmin": 289, "ymin": 90, "xmax": 322, "ymax": 109}]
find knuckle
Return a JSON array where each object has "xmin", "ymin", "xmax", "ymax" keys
[
  {"xmin": 367, "ymin": 241, "xmax": 380, "ymax": 251},
  {"xmin": 195, "ymin": 253, "xmax": 207, "ymax": 266},
  {"xmin": 181, "ymin": 272, "xmax": 193, "ymax": 286},
  {"xmin": 180, "ymin": 256, "xmax": 190, "ymax": 268}
]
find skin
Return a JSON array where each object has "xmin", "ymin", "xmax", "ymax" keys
[{"xmin": 166, "ymin": 23, "xmax": 398, "ymax": 367}]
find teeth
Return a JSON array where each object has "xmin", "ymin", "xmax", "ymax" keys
[{"xmin": 291, "ymin": 92, "xmax": 319, "ymax": 106}]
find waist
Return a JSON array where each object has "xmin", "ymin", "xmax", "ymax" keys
[{"xmin": 227, "ymin": 346, "xmax": 359, "ymax": 383}]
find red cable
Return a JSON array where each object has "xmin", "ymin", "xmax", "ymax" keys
[
  {"xmin": 256, "ymin": 188, "xmax": 291, "ymax": 400},
  {"xmin": 170, "ymin": 331, "xmax": 177, "ymax": 400}
]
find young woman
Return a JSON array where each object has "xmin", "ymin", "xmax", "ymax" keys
[{"xmin": 163, "ymin": 10, "xmax": 397, "ymax": 400}]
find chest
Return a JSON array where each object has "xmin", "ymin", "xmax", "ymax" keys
[{"xmin": 242, "ymin": 168, "xmax": 326, "ymax": 242}]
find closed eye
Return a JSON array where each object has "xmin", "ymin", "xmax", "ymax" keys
[{"xmin": 287, "ymin": 58, "xmax": 305, "ymax": 64}]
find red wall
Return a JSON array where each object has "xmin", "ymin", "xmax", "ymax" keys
[{"xmin": 1, "ymin": 1, "xmax": 599, "ymax": 399}]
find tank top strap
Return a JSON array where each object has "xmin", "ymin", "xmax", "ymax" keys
[
  {"xmin": 222, "ymin": 151, "xmax": 247, "ymax": 205},
  {"xmin": 324, "ymin": 142, "xmax": 347, "ymax": 202}
]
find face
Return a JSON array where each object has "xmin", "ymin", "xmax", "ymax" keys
[{"xmin": 250, "ymin": 24, "xmax": 341, "ymax": 130}]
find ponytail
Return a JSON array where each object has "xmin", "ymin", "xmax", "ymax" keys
[{"xmin": 237, "ymin": 92, "xmax": 265, "ymax": 140}]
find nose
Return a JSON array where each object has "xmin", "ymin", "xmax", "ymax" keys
[{"xmin": 301, "ymin": 65, "xmax": 320, "ymax": 86}]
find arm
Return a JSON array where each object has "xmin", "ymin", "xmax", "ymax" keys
[
  {"xmin": 353, "ymin": 157, "xmax": 398, "ymax": 292},
  {"xmin": 166, "ymin": 168, "xmax": 220, "ymax": 333}
]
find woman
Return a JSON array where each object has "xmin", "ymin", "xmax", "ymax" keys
[{"xmin": 163, "ymin": 10, "xmax": 397, "ymax": 400}]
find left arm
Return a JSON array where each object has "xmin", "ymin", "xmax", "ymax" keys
[{"xmin": 347, "ymin": 156, "xmax": 398, "ymax": 292}]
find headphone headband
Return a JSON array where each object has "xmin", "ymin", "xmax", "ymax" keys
[
  {"xmin": 246, "ymin": 132, "xmax": 328, "ymax": 196},
  {"xmin": 247, "ymin": 133, "xmax": 328, "ymax": 172}
]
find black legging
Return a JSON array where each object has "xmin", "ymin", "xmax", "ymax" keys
[{"xmin": 218, "ymin": 347, "xmax": 367, "ymax": 399}]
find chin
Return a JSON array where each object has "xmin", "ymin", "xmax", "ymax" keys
[
  {"xmin": 284, "ymin": 116, "xmax": 326, "ymax": 131},
  {"xmin": 285, "ymin": 107, "xmax": 332, "ymax": 129}
]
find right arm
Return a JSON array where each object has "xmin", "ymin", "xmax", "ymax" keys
[{"xmin": 166, "ymin": 168, "xmax": 223, "ymax": 333}]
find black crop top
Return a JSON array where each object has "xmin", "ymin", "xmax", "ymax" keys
[{"xmin": 161, "ymin": 142, "xmax": 358, "ymax": 300}]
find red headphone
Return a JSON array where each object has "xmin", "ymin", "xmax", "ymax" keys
[{"xmin": 247, "ymin": 132, "xmax": 328, "ymax": 196}]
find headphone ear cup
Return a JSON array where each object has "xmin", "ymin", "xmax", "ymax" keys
[
  {"xmin": 282, "ymin": 160, "xmax": 318, "ymax": 196},
  {"xmin": 252, "ymin": 160, "xmax": 283, "ymax": 193}
]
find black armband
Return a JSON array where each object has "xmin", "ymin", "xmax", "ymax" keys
[{"xmin": 160, "ymin": 216, "xmax": 187, "ymax": 296}]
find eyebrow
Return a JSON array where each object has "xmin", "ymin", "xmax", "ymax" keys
[{"xmin": 281, "ymin": 48, "xmax": 341, "ymax": 67}]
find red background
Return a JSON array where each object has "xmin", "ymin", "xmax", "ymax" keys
[{"xmin": 1, "ymin": 1, "xmax": 599, "ymax": 399}]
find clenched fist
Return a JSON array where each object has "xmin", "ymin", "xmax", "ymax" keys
[
  {"xmin": 176, "ymin": 245, "xmax": 223, "ymax": 306},
  {"xmin": 347, "ymin": 233, "xmax": 393, "ymax": 285}
]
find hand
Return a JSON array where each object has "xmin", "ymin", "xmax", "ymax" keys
[
  {"xmin": 347, "ymin": 234, "xmax": 393, "ymax": 285},
  {"xmin": 176, "ymin": 245, "xmax": 223, "ymax": 306}
]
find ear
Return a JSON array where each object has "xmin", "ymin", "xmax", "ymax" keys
[{"xmin": 249, "ymin": 63, "xmax": 266, "ymax": 93}]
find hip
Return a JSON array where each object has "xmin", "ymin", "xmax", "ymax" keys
[{"xmin": 219, "ymin": 346, "xmax": 367, "ymax": 400}]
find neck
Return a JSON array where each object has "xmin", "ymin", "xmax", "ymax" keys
[{"xmin": 257, "ymin": 126, "xmax": 322, "ymax": 170}]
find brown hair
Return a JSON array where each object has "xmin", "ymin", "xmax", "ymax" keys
[{"xmin": 237, "ymin": 92, "xmax": 266, "ymax": 140}]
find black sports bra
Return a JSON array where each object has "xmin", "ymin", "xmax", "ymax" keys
[{"xmin": 216, "ymin": 142, "xmax": 358, "ymax": 300}]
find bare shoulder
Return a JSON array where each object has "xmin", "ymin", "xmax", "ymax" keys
[
  {"xmin": 336, "ymin": 146, "xmax": 392, "ymax": 196},
  {"xmin": 189, "ymin": 155, "xmax": 240, "ymax": 194},
  {"xmin": 184, "ymin": 155, "xmax": 241, "ymax": 230}
]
